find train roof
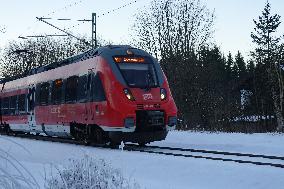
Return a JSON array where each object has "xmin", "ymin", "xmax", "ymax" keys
[{"xmin": 0, "ymin": 45, "xmax": 141, "ymax": 84}]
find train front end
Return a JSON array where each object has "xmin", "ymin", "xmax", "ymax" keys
[{"xmin": 99, "ymin": 46, "xmax": 177, "ymax": 144}]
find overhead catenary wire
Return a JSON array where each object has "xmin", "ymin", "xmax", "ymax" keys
[
  {"xmin": 18, "ymin": 0, "xmax": 84, "ymax": 39},
  {"xmin": 36, "ymin": 17, "xmax": 91, "ymax": 46},
  {"xmin": 42, "ymin": 0, "xmax": 141, "ymax": 21},
  {"xmin": 98, "ymin": 0, "xmax": 141, "ymax": 18},
  {"xmin": 46, "ymin": 0, "xmax": 84, "ymax": 17},
  {"xmin": 57, "ymin": 18, "xmax": 72, "ymax": 21},
  {"xmin": 20, "ymin": 0, "xmax": 143, "ymax": 46},
  {"xmin": 46, "ymin": 0, "xmax": 142, "ymax": 44},
  {"xmin": 62, "ymin": 0, "xmax": 142, "ymax": 32},
  {"xmin": 25, "ymin": 34, "xmax": 68, "ymax": 38}
]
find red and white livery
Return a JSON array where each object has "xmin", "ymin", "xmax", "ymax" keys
[{"xmin": 0, "ymin": 45, "xmax": 177, "ymax": 145}]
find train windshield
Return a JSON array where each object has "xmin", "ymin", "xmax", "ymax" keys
[{"xmin": 118, "ymin": 63, "xmax": 158, "ymax": 88}]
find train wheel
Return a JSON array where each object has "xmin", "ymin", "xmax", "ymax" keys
[
  {"xmin": 83, "ymin": 137, "xmax": 91, "ymax": 145},
  {"xmin": 109, "ymin": 141, "xmax": 119, "ymax": 148},
  {"xmin": 71, "ymin": 123, "xmax": 89, "ymax": 144},
  {"xmin": 0, "ymin": 124, "xmax": 4, "ymax": 134},
  {"xmin": 94, "ymin": 127, "xmax": 105, "ymax": 144},
  {"xmin": 5, "ymin": 125, "xmax": 11, "ymax": 136}
]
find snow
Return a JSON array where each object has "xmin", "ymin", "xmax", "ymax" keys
[
  {"xmin": 1, "ymin": 131, "xmax": 284, "ymax": 189},
  {"xmin": 153, "ymin": 131, "xmax": 284, "ymax": 156}
]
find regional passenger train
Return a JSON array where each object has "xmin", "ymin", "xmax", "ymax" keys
[{"xmin": 0, "ymin": 45, "xmax": 177, "ymax": 145}]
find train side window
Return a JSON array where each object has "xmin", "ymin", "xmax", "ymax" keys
[
  {"xmin": 65, "ymin": 76, "xmax": 79, "ymax": 103},
  {"xmin": 2, "ymin": 97, "xmax": 10, "ymax": 115},
  {"xmin": 87, "ymin": 74, "xmax": 91, "ymax": 91},
  {"xmin": 0, "ymin": 98, "xmax": 2, "ymax": 115},
  {"xmin": 18, "ymin": 94, "xmax": 26, "ymax": 114},
  {"xmin": 51, "ymin": 79, "xmax": 63, "ymax": 104},
  {"xmin": 86, "ymin": 74, "xmax": 92, "ymax": 101},
  {"xmin": 1, "ymin": 98, "xmax": 5, "ymax": 115},
  {"xmin": 77, "ymin": 75, "xmax": 88, "ymax": 103},
  {"xmin": 39, "ymin": 82, "xmax": 50, "ymax": 105},
  {"xmin": 91, "ymin": 73, "xmax": 106, "ymax": 102},
  {"xmin": 9, "ymin": 96, "xmax": 17, "ymax": 115}
]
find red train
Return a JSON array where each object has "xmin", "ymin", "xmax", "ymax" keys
[{"xmin": 0, "ymin": 45, "xmax": 177, "ymax": 145}]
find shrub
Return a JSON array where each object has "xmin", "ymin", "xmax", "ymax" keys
[
  {"xmin": 45, "ymin": 155, "xmax": 140, "ymax": 189},
  {"xmin": 0, "ymin": 137, "xmax": 39, "ymax": 189}
]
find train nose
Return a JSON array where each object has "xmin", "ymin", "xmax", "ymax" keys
[
  {"xmin": 135, "ymin": 110, "xmax": 165, "ymax": 132},
  {"xmin": 131, "ymin": 88, "xmax": 161, "ymax": 102}
]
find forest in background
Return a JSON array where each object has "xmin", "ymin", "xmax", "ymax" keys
[{"xmin": 1, "ymin": 0, "xmax": 284, "ymax": 133}]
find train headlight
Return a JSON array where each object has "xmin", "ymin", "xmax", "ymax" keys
[
  {"xmin": 160, "ymin": 88, "xmax": 167, "ymax": 101},
  {"xmin": 123, "ymin": 88, "xmax": 135, "ymax": 101}
]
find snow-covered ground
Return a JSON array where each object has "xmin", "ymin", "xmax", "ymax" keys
[
  {"xmin": 1, "ymin": 131, "xmax": 284, "ymax": 189},
  {"xmin": 153, "ymin": 131, "xmax": 284, "ymax": 156}
]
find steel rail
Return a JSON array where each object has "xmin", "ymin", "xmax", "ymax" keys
[
  {"xmin": 2, "ymin": 133, "xmax": 284, "ymax": 169},
  {"xmin": 126, "ymin": 144, "xmax": 284, "ymax": 161}
]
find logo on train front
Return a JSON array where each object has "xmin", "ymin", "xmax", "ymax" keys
[{"xmin": 143, "ymin": 93, "xmax": 153, "ymax": 100}]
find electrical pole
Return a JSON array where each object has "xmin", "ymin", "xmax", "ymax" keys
[
  {"xmin": 92, "ymin": 13, "xmax": 97, "ymax": 49},
  {"xmin": 36, "ymin": 17, "xmax": 91, "ymax": 47}
]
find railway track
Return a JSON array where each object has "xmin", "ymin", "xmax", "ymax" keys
[
  {"xmin": 127, "ymin": 144, "xmax": 284, "ymax": 160},
  {"xmin": 125, "ymin": 144, "xmax": 284, "ymax": 169},
  {"xmin": 2, "ymin": 133, "xmax": 284, "ymax": 169}
]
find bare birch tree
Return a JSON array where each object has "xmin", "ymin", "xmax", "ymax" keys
[{"xmin": 132, "ymin": 0, "xmax": 215, "ymax": 59}]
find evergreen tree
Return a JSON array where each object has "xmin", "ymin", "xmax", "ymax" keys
[
  {"xmin": 231, "ymin": 56, "xmax": 239, "ymax": 79},
  {"xmin": 251, "ymin": 1, "xmax": 284, "ymax": 131},
  {"xmin": 226, "ymin": 52, "xmax": 233, "ymax": 79},
  {"xmin": 247, "ymin": 60, "xmax": 255, "ymax": 75},
  {"xmin": 251, "ymin": 1, "xmax": 281, "ymax": 62},
  {"xmin": 235, "ymin": 51, "xmax": 246, "ymax": 80},
  {"xmin": 195, "ymin": 46, "xmax": 227, "ymax": 130}
]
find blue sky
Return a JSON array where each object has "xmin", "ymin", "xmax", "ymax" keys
[
  {"xmin": 0, "ymin": 0, "xmax": 284, "ymax": 60},
  {"xmin": 205, "ymin": 0, "xmax": 284, "ymax": 59}
]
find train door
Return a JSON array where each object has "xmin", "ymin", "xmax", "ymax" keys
[
  {"xmin": 86, "ymin": 71, "xmax": 95, "ymax": 122},
  {"xmin": 27, "ymin": 85, "xmax": 36, "ymax": 131},
  {"xmin": 91, "ymin": 72, "xmax": 107, "ymax": 121}
]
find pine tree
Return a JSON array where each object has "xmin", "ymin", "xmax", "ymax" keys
[
  {"xmin": 235, "ymin": 51, "xmax": 246, "ymax": 80},
  {"xmin": 251, "ymin": 1, "xmax": 281, "ymax": 62},
  {"xmin": 247, "ymin": 60, "xmax": 255, "ymax": 75},
  {"xmin": 226, "ymin": 52, "xmax": 233, "ymax": 79},
  {"xmin": 251, "ymin": 1, "xmax": 284, "ymax": 131},
  {"xmin": 231, "ymin": 56, "xmax": 239, "ymax": 79}
]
